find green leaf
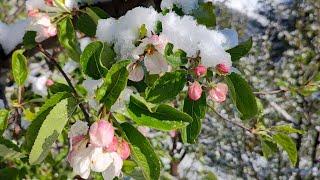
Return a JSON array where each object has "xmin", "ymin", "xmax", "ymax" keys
[
  {"xmin": 29, "ymin": 97, "xmax": 77, "ymax": 164},
  {"xmin": 272, "ymin": 125, "xmax": 304, "ymax": 135},
  {"xmin": 122, "ymin": 160, "xmax": 138, "ymax": 174},
  {"xmin": 121, "ymin": 123, "xmax": 161, "ymax": 180},
  {"xmin": 96, "ymin": 60, "xmax": 130, "ymax": 110},
  {"xmin": 0, "ymin": 109, "xmax": 9, "ymax": 135},
  {"xmin": 77, "ymin": 13, "xmax": 97, "ymax": 37},
  {"xmin": 154, "ymin": 20, "xmax": 162, "ymax": 35},
  {"xmin": 25, "ymin": 92, "xmax": 72, "ymax": 152},
  {"xmin": 193, "ymin": 2, "xmax": 216, "ymax": 28},
  {"xmin": 226, "ymin": 37, "xmax": 253, "ymax": 62},
  {"xmin": 48, "ymin": 82, "xmax": 73, "ymax": 94},
  {"xmin": 145, "ymin": 70, "xmax": 186, "ymax": 103},
  {"xmin": 182, "ymin": 93, "xmax": 206, "ymax": 144},
  {"xmin": 225, "ymin": 73, "xmax": 258, "ymax": 120},
  {"xmin": 164, "ymin": 43, "xmax": 188, "ymax": 67},
  {"xmin": 57, "ymin": 17, "xmax": 81, "ymax": 61},
  {"xmin": 85, "ymin": 7, "xmax": 108, "ymax": 24},
  {"xmin": 23, "ymin": 31, "xmax": 36, "ymax": 49},
  {"xmin": 273, "ymin": 133, "xmax": 297, "ymax": 166},
  {"xmin": 261, "ymin": 138, "xmax": 278, "ymax": 159},
  {"xmin": 139, "ymin": 24, "xmax": 147, "ymax": 39},
  {"xmin": 127, "ymin": 95, "xmax": 192, "ymax": 131},
  {"xmin": 0, "ymin": 167, "xmax": 26, "ymax": 180},
  {"xmin": 0, "ymin": 137, "xmax": 24, "ymax": 159},
  {"xmin": 80, "ymin": 41, "xmax": 108, "ymax": 79},
  {"xmin": 12, "ymin": 49, "xmax": 28, "ymax": 85}
]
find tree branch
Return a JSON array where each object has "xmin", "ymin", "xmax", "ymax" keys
[
  {"xmin": 37, "ymin": 44, "xmax": 90, "ymax": 122},
  {"xmin": 207, "ymin": 104, "xmax": 253, "ymax": 134}
]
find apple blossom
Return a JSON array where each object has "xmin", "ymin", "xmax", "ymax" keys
[
  {"xmin": 216, "ymin": 63, "xmax": 231, "ymax": 75},
  {"xmin": 45, "ymin": 79, "xmax": 54, "ymax": 87},
  {"xmin": 106, "ymin": 136, "xmax": 118, "ymax": 152},
  {"xmin": 131, "ymin": 34, "xmax": 168, "ymax": 76},
  {"xmin": 69, "ymin": 145, "xmax": 93, "ymax": 179},
  {"xmin": 89, "ymin": 120, "xmax": 114, "ymax": 147},
  {"xmin": 208, "ymin": 83, "xmax": 229, "ymax": 103},
  {"xmin": 188, "ymin": 81, "xmax": 203, "ymax": 101},
  {"xmin": 102, "ymin": 152, "xmax": 124, "ymax": 180},
  {"xmin": 194, "ymin": 65, "xmax": 207, "ymax": 77},
  {"xmin": 128, "ymin": 61, "xmax": 145, "ymax": 82},
  {"xmin": 90, "ymin": 147, "xmax": 113, "ymax": 172}
]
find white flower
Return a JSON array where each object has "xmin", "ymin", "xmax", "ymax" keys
[
  {"xmin": 90, "ymin": 147, "xmax": 113, "ymax": 172},
  {"xmin": 70, "ymin": 146, "xmax": 94, "ymax": 179},
  {"xmin": 102, "ymin": 152, "xmax": 123, "ymax": 180},
  {"xmin": 68, "ymin": 121, "xmax": 89, "ymax": 139},
  {"xmin": 129, "ymin": 34, "xmax": 168, "ymax": 81},
  {"xmin": 28, "ymin": 13, "xmax": 57, "ymax": 42}
]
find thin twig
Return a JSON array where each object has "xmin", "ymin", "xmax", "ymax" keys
[
  {"xmin": 37, "ymin": 44, "xmax": 90, "ymax": 122},
  {"xmin": 207, "ymin": 104, "xmax": 253, "ymax": 134},
  {"xmin": 254, "ymin": 89, "xmax": 288, "ymax": 95}
]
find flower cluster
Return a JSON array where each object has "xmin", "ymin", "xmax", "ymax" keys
[
  {"xmin": 67, "ymin": 120, "xmax": 130, "ymax": 179},
  {"xmin": 188, "ymin": 64, "xmax": 229, "ymax": 102}
]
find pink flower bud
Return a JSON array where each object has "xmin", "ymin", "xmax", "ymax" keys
[
  {"xmin": 89, "ymin": 120, "xmax": 114, "ymax": 147},
  {"xmin": 28, "ymin": 9, "xmax": 39, "ymax": 17},
  {"xmin": 117, "ymin": 140, "xmax": 130, "ymax": 160},
  {"xmin": 194, "ymin": 65, "xmax": 207, "ymax": 77},
  {"xmin": 216, "ymin": 64, "xmax": 231, "ymax": 75},
  {"xmin": 106, "ymin": 136, "xmax": 118, "ymax": 152},
  {"xmin": 169, "ymin": 130, "xmax": 177, "ymax": 138},
  {"xmin": 208, "ymin": 83, "xmax": 228, "ymax": 103},
  {"xmin": 188, "ymin": 81, "xmax": 202, "ymax": 101},
  {"xmin": 45, "ymin": 79, "xmax": 54, "ymax": 87},
  {"xmin": 45, "ymin": 0, "xmax": 54, "ymax": 6}
]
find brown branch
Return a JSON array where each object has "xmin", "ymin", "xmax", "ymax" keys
[
  {"xmin": 37, "ymin": 44, "xmax": 90, "ymax": 122},
  {"xmin": 207, "ymin": 104, "xmax": 253, "ymax": 134}
]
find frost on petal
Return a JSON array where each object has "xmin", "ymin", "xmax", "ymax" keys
[
  {"xmin": 31, "ymin": 75, "xmax": 49, "ymax": 97},
  {"xmin": 160, "ymin": 0, "xmax": 199, "ymax": 14},
  {"xmin": 128, "ymin": 63, "xmax": 144, "ymax": 82},
  {"xmin": 70, "ymin": 146, "xmax": 94, "ymax": 179},
  {"xmin": 0, "ymin": 20, "xmax": 29, "ymax": 54},
  {"xmin": 89, "ymin": 120, "xmax": 114, "ymax": 147},
  {"xmin": 220, "ymin": 29, "xmax": 239, "ymax": 49},
  {"xmin": 90, "ymin": 148, "xmax": 113, "ymax": 172},
  {"xmin": 68, "ymin": 121, "xmax": 89, "ymax": 139},
  {"xmin": 96, "ymin": 7, "xmax": 160, "ymax": 58},
  {"xmin": 102, "ymin": 152, "xmax": 123, "ymax": 180},
  {"xmin": 144, "ymin": 52, "xmax": 168, "ymax": 74}
]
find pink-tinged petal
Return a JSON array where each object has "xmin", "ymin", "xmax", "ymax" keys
[
  {"xmin": 46, "ymin": 25, "xmax": 57, "ymax": 37},
  {"xmin": 216, "ymin": 64, "xmax": 231, "ymax": 75},
  {"xmin": 208, "ymin": 83, "xmax": 228, "ymax": 103},
  {"xmin": 45, "ymin": 79, "xmax": 54, "ymax": 87},
  {"xmin": 89, "ymin": 120, "xmax": 114, "ymax": 147},
  {"xmin": 128, "ymin": 62, "xmax": 144, "ymax": 82},
  {"xmin": 144, "ymin": 52, "xmax": 168, "ymax": 74},
  {"xmin": 27, "ymin": 9, "xmax": 39, "ymax": 17},
  {"xmin": 117, "ymin": 140, "xmax": 130, "ymax": 160},
  {"xmin": 45, "ymin": 0, "xmax": 53, "ymax": 6},
  {"xmin": 169, "ymin": 130, "xmax": 177, "ymax": 138},
  {"xmin": 194, "ymin": 65, "xmax": 207, "ymax": 77},
  {"xmin": 106, "ymin": 136, "xmax": 118, "ymax": 152},
  {"xmin": 188, "ymin": 81, "xmax": 202, "ymax": 101}
]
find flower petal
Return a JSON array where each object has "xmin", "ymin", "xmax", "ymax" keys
[
  {"xmin": 144, "ymin": 52, "xmax": 168, "ymax": 74},
  {"xmin": 90, "ymin": 148, "xmax": 113, "ymax": 172},
  {"xmin": 102, "ymin": 152, "xmax": 123, "ymax": 180},
  {"xmin": 128, "ymin": 63, "xmax": 144, "ymax": 82}
]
